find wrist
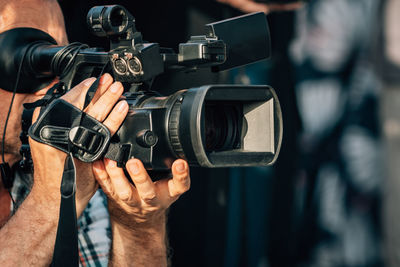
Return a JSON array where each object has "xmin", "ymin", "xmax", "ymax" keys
[
  {"xmin": 110, "ymin": 210, "xmax": 167, "ymax": 234},
  {"xmin": 75, "ymin": 189, "xmax": 96, "ymax": 217},
  {"xmin": 109, "ymin": 205, "xmax": 167, "ymax": 251},
  {"xmin": 109, "ymin": 215, "xmax": 167, "ymax": 267},
  {"xmin": 31, "ymin": 155, "xmax": 96, "ymax": 217},
  {"xmin": 28, "ymin": 186, "xmax": 60, "ymax": 222},
  {"xmin": 108, "ymin": 199, "xmax": 167, "ymax": 231}
]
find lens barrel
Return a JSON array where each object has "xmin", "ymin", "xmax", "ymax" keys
[{"xmin": 118, "ymin": 85, "xmax": 282, "ymax": 170}]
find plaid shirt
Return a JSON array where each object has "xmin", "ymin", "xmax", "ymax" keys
[{"xmin": 10, "ymin": 165, "xmax": 111, "ymax": 266}]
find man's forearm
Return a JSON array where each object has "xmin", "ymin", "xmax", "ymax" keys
[
  {"xmin": 0, "ymin": 188, "xmax": 59, "ymax": 266},
  {"xmin": 0, "ymin": 153, "xmax": 94, "ymax": 265},
  {"xmin": 109, "ymin": 215, "xmax": 168, "ymax": 267}
]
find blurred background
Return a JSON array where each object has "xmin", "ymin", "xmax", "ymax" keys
[{"xmin": 59, "ymin": 0, "xmax": 400, "ymax": 266}]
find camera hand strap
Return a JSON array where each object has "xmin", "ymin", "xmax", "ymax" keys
[{"xmin": 28, "ymin": 98, "xmax": 112, "ymax": 162}]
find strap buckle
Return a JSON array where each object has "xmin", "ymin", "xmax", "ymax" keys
[{"xmin": 69, "ymin": 126, "xmax": 104, "ymax": 155}]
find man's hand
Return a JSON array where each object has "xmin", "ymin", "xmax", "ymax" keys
[
  {"xmin": 0, "ymin": 72, "xmax": 127, "ymax": 266},
  {"xmin": 92, "ymin": 158, "xmax": 190, "ymax": 266},
  {"xmin": 93, "ymin": 158, "xmax": 190, "ymax": 227},
  {"xmin": 29, "ymin": 73, "xmax": 128, "ymax": 215},
  {"xmin": 217, "ymin": 0, "xmax": 304, "ymax": 14}
]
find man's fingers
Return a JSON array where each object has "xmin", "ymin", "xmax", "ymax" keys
[
  {"xmin": 34, "ymin": 76, "xmax": 97, "ymax": 123},
  {"xmin": 92, "ymin": 160, "xmax": 115, "ymax": 198},
  {"xmin": 62, "ymin": 77, "xmax": 97, "ymax": 107},
  {"xmin": 168, "ymin": 159, "xmax": 190, "ymax": 198},
  {"xmin": 85, "ymin": 81, "xmax": 124, "ymax": 122},
  {"xmin": 126, "ymin": 159, "xmax": 158, "ymax": 204},
  {"xmin": 62, "ymin": 74, "xmax": 114, "ymax": 113},
  {"xmin": 102, "ymin": 100, "xmax": 129, "ymax": 135},
  {"xmin": 88, "ymin": 73, "xmax": 114, "ymax": 105},
  {"xmin": 103, "ymin": 158, "xmax": 138, "ymax": 204}
]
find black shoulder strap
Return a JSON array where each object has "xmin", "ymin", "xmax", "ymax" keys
[
  {"xmin": 0, "ymin": 163, "xmax": 12, "ymax": 190},
  {"xmin": 51, "ymin": 154, "xmax": 79, "ymax": 267}
]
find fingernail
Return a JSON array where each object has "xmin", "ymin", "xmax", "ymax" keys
[
  {"xmin": 84, "ymin": 77, "xmax": 96, "ymax": 87},
  {"xmin": 110, "ymin": 82, "xmax": 121, "ymax": 93},
  {"xmin": 117, "ymin": 101, "xmax": 128, "ymax": 112},
  {"xmin": 128, "ymin": 160, "xmax": 140, "ymax": 175},
  {"xmin": 99, "ymin": 74, "xmax": 111, "ymax": 85},
  {"xmin": 175, "ymin": 161, "xmax": 186, "ymax": 173}
]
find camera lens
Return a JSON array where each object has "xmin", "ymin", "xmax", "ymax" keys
[{"xmin": 204, "ymin": 103, "xmax": 241, "ymax": 152}]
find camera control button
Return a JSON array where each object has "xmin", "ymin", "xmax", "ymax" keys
[{"xmin": 136, "ymin": 130, "xmax": 158, "ymax": 147}]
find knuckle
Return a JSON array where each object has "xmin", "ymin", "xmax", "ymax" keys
[
  {"xmin": 92, "ymin": 103, "xmax": 108, "ymax": 120},
  {"xmin": 106, "ymin": 114, "xmax": 122, "ymax": 128},
  {"xmin": 175, "ymin": 174, "xmax": 190, "ymax": 187},
  {"xmin": 177, "ymin": 186, "xmax": 189, "ymax": 196},
  {"xmin": 104, "ymin": 186, "xmax": 116, "ymax": 199},
  {"xmin": 87, "ymin": 109, "xmax": 100, "ymax": 121},
  {"xmin": 176, "ymin": 181, "xmax": 191, "ymax": 196},
  {"xmin": 183, "ymin": 181, "xmax": 191, "ymax": 191},
  {"xmin": 140, "ymin": 192, "xmax": 157, "ymax": 203},
  {"xmin": 175, "ymin": 174, "xmax": 187, "ymax": 182},
  {"xmin": 96, "ymin": 171, "xmax": 108, "ymax": 181},
  {"xmin": 118, "ymin": 190, "xmax": 133, "ymax": 202},
  {"xmin": 132, "ymin": 174, "xmax": 149, "ymax": 185},
  {"xmin": 108, "ymin": 169, "xmax": 123, "ymax": 179},
  {"xmin": 170, "ymin": 189, "xmax": 183, "ymax": 198}
]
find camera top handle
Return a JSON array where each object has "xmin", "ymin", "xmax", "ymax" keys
[{"xmin": 0, "ymin": 5, "xmax": 270, "ymax": 94}]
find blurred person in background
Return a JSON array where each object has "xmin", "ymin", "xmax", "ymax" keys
[
  {"xmin": 378, "ymin": 0, "xmax": 400, "ymax": 266},
  {"xmin": 289, "ymin": 0, "xmax": 383, "ymax": 266}
]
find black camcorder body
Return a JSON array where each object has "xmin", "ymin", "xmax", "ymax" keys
[{"xmin": 0, "ymin": 5, "xmax": 283, "ymax": 170}]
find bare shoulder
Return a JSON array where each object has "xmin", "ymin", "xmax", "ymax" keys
[{"xmin": 0, "ymin": 0, "xmax": 67, "ymax": 45}]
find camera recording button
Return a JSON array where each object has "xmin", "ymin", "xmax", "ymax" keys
[{"xmin": 136, "ymin": 130, "xmax": 158, "ymax": 148}]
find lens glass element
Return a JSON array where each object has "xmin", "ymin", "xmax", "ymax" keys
[{"xmin": 204, "ymin": 102, "xmax": 241, "ymax": 152}]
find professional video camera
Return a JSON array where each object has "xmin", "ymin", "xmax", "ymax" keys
[{"xmin": 0, "ymin": 5, "xmax": 282, "ymax": 170}]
